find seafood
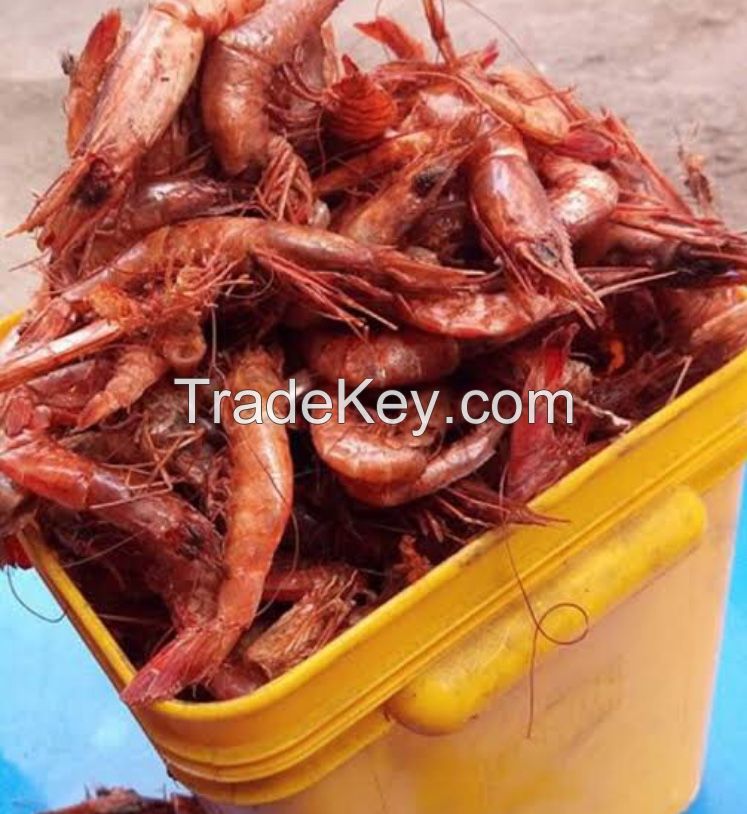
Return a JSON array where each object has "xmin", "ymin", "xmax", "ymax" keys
[
  {"xmin": 338, "ymin": 139, "xmax": 470, "ymax": 245},
  {"xmin": 77, "ymin": 346, "xmax": 168, "ymax": 430},
  {"xmin": 202, "ymin": 0, "xmax": 343, "ymax": 174},
  {"xmin": 310, "ymin": 395, "xmax": 433, "ymax": 485},
  {"xmin": 20, "ymin": 0, "xmax": 265, "ymax": 241},
  {"xmin": 540, "ymin": 154, "xmax": 620, "ymax": 242},
  {"xmin": 342, "ymin": 422, "xmax": 505, "ymax": 507},
  {"xmin": 63, "ymin": 10, "xmax": 124, "ymax": 155},
  {"xmin": 212, "ymin": 569, "xmax": 360, "ymax": 698},
  {"xmin": 4, "ymin": 0, "xmax": 746, "ymax": 707},
  {"xmin": 468, "ymin": 127, "xmax": 601, "ymax": 313},
  {"xmin": 355, "ymin": 16, "xmax": 427, "ymax": 61},
  {"xmin": 121, "ymin": 347, "xmax": 293, "ymax": 704},
  {"xmin": 305, "ymin": 328, "xmax": 460, "ymax": 388}
]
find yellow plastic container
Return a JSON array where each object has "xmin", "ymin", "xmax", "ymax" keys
[{"xmin": 3, "ymin": 310, "xmax": 746, "ymax": 814}]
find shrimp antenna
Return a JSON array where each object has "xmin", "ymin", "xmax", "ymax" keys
[
  {"xmin": 6, "ymin": 569, "xmax": 66, "ymax": 624},
  {"xmin": 455, "ymin": 0, "xmax": 543, "ymax": 73}
]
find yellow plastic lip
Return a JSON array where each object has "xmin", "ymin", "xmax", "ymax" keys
[{"xmin": 4, "ymin": 310, "xmax": 747, "ymax": 787}]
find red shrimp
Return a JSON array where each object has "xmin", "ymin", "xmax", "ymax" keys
[
  {"xmin": 202, "ymin": 0, "xmax": 343, "ymax": 175},
  {"xmin": 506, "ymin": 326, "xmax": 588, "ymax": 502},
  {"xmin": 355, "ymin": 17, "xmax": 427, "ymax": 61},
  {"xmin": 19, "ymin": 0, "xmax": 264, "ymax": 240},
  {"xmin": 262, "ymin": 561, "xmax": 363, "ymax": 602},
  {"xmin": 399, "ymin": 290, "xmax": 566, "ymax": 341},
  {"xmin": 540, "ymin": 154, "xmax": 620, "ymax": 242},
  {"xmin": 492, "ymin": 65, "xmax": 617, "ymax": 163},
  {"xmin": 121, "ymin": 347, "xmax": 293, "ymax": 705},
  {"xmin": 305, "ymin": 328, "xmax": 460, "ymax": 388},
  {"xmin": 314, "ymin": 129, "xmax": 441, "ymax": 195},
  {"xmin": 338, "ymin": 137, "xmax": 471, "ymax": 245},
  {"xmin": 63, "ymin": 10, "xmax": 124, "ymax": 155},
  {"xmin": 1, "ymin": 358, "xmax": 112, "ymax": 436},
  {"xmin": 0, "ymin": 434, "xmax": 222, "ymax": 630},
  {"xmin": 419, "ymin": 0, "xmax": 569, "ymax": 145},
  {"xmin": 77, "ymin": 346, "xmax": 168, "ymax": 431},
  {"xmin": 0, "ymin": 218, "xmax": 486, "ymax": 392},
  {"xmin": 310, "ymin": 396, "xmax": 433, "ymax": 486},
  {"xmin": 341, "ymin": 422, "xmax": 505, "ymax": 507},
  {"xmin": 469, "ymin": 126, "xmax": 601, "ymax": 313},
  {"xmin": 210, "ymin": 570, "xmax": 359, "ymax": 699}
]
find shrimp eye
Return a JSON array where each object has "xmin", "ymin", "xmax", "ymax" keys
[
  {"xmin": 413, "ymin": 167, "xmax": 443, "ymax": 198},
  {"xmin": 75, "ymin": 159, "xmax": 113, "ymax": 206}
]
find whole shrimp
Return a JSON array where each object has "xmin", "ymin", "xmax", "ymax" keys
[
  {"xmin": 468, "ymin": 126, "xmax": 601, "ymax": 313},
  {"xmin": 19, "ymin": 0, "xmax": 264, "ymax": 241},
  {"xmin": 395, "ymin": 80, "xmax": 601, "ymax": 311},
  {"xmin": 202, "ymin": 0, "xmax": 344, "ymax": 175},
  {"xmin": 121, "ymin": 347, "xmax": 293, "ymax": 705},
  {"xmin": 304, "ymin": 328, "xmax": 460, "ymax": 388}
]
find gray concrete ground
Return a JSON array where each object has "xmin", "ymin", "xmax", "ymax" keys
[{"xmin": 1, "ymin": 0, "xmax": 745, "ymax": 312}]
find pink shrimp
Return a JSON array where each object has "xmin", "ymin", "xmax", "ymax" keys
[
  {"xmin": 314, "ymin": 129, "xmax": 440, "ymax": 195},
  {"xmin": 0, "ymin": 433, "xmax": 223, "ymax": 631},
  {"xmin": 63, "ymin": 10, "xmax": 125, "ymax": 155},
  {"xmin": 1, "ymin": 358, "xmax": 112, "ymax": 436},
  {"xmin": 121, "ymin": 347, "xmax": 293, "ymax": 705},
  {"xmin": 540, "ymin": 154, "xmax": 620, "ymax": 242},
  {"xmin": 19, "ymin": 0, "xmax": 265, "ymax": 241},
  {"xmin": 77, "ymin": 346, "xmax": 168, "ymax": 431},
  {"xmin": 337, "ymin": 137, "xmax": 471, "ymax": 245},
  {"xmin": 355, "ymin": 17, "xmax": 427, "ymax": 61},
  {"xmin": 202, "ymin": 0, "xmax": 344, "ymax": 175},
  {"xmin": 305, "ymin": 328, "xmax": 460, "ymax": 388},
  {"xmin": 341, "ymin": 422, "xmax": 505, "ymax": 507},
  {"xmin": 469, "ymin": 126, "xmax": 601, "ymax": 313},
  {"xmin": 1, "ymin": 217, "xmax": 485, "ymax": 391},
  {"xmin": 399, "ymin": 290, "xmax": 566, "ymax": 341},
  {"xmin": 310, "ymin": 396, "xmax": 434, "ymax": 486}
]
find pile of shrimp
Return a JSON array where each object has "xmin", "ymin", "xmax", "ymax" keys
[{"xmin": 1, "ymin": 0, "xmax": 746, "ymax": 706}]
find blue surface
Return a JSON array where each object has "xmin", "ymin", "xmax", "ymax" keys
[{"xmin": 0, "ymin": 494, "xmax": 745, "ymax": 813}]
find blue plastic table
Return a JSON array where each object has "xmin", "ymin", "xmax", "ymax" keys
[{"xmin": 1, "ymin": 492, "xmax": 745, "ymax": 813}]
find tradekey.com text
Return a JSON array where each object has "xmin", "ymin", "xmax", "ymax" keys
[{"xmin": 175, "ymin": 378, "xmax": 574, "ymax": 438}]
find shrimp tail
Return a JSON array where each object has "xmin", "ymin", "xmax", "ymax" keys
[{"xmin": 121, "ymin": 622, "xmax": 233, "ymax": 706}]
